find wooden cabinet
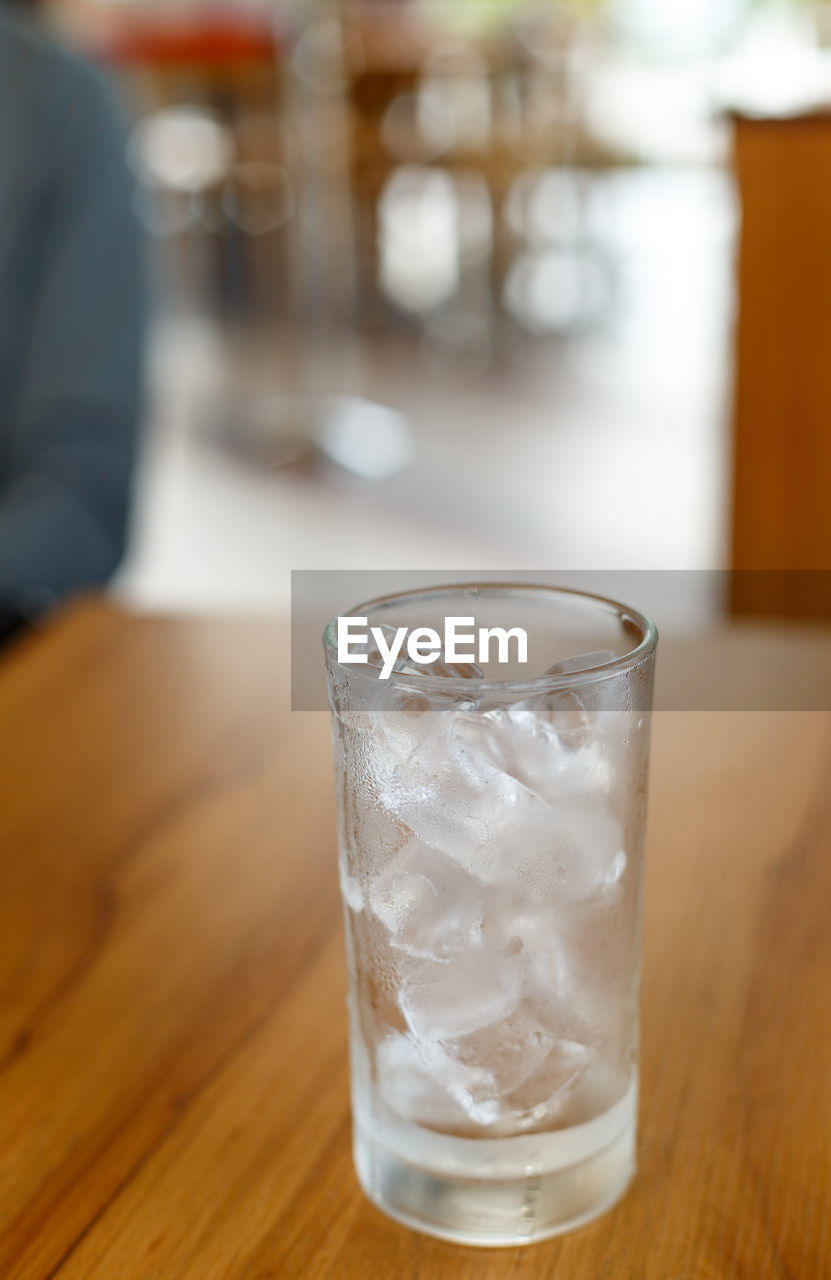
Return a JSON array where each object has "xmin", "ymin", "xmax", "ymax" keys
[{"xmin": 730, "ymin": 111, "xmax": 831, "ymax": 616}]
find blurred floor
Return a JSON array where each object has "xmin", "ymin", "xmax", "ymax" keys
[{"xmin": 115, "ymin": 166, "xmax": 734, "ymax": 614}]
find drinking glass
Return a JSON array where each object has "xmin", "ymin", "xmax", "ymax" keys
[{"xmin": 324, "ymin": 584, "xmax": 657, "ymax": 1245}]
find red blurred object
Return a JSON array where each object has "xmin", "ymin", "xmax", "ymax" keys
[{"xmin": 95, "ymin": 4, "xmax": 285, "ymax": 68}]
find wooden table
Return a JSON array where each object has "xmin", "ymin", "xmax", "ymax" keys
[{"xmin": 1, "ymin": 600, "xmax": 829, "ymax": 1279}]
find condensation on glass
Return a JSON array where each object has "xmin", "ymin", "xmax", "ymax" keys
[{"xmin": 324, "ymin": 584, "xmax": 657, "ymax": 1246}]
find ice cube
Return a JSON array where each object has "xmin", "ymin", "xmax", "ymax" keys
[
  {"xmin": 434, "ymin": 656, "xmax": 484, "ymax": 680},
  {"xmin": 398, "ymin": 654, "xmax": 484, "ymax": 680},
  {"xmin": 480, "ymin": 703, "xmax": 603, "ymax": 804},
  {"xmin": 416, "ymin": 1036, "xmax": 502, "ymax": 1125},
  {"xmin": 502, "ymin": 690, "xmax": 625, "ymax": 799},
  {"xmin": 432, "ymin": 1020, "xmax": 590, "ymax": 1132},
  {"xmin": 342, "ymin": 705, "xmax": 441, "ymax": 795},
  {"xmin": 604, "ymin": 847, "xmax": 627, "ymax": 886},
  {"xmin": 471, "ymin": 793, "xmax": 625, "ymax": 900},
  {"xmin": 526, "ymin": 800, "xmax": 625, "ymax": 899},
  {"xmin": 376, "ymin": 1032, "xmax": 489, "ymax": 1127},
  {"xmin": 514, "ymin": 650, "xmax": 625, "ymax": 756},
  {"xmin": 506, "ymin": 1036, "xmax": 590, "ymax": 1122},
  {"xmin": 478, "ymin": 893, "xmax": 577, "ymax": 1021},
  {"xmin": 340, "ymin": 866, "xmax": 364, "ymax": 912},
  {"xmin": 380, "ymin": 1007, "xmax": 589, "ymax": 1130},
  {"xmin": 478, "ymin": 887, "xmax": 621, "ymax": 1046},
  {"xmin": 368, "ymin": 836, "xmax": 485, "ymax": 959},
  {"xmin": 399, "ymin": 942, "xmax": 523, "ymax": 1041},
  {"xmin": 380, "ymin": 710, "xmax": 549, "ymax": 874},
  {"xmin": 545, "ymin": 650, "xmax": 618, "ymax": 677},
  {"xmin": 451, "ymin": 1011, "xmax": 558, "ymax": 1100}
]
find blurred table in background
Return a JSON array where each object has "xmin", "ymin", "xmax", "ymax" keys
[
  {"xmin": 82, "ymin": 0, "xmax": 625, "ymax": 351},
  {"xmin": 0, "ymin": 599, "xmax": 829, "ymax": 1278},
  {"xmin": 731, "ymin": 109, "xmax": 831, "ymax": 616}
]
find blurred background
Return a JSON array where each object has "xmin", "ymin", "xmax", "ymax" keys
[{"xmin": 36, "ymin": 0, "xmax": 831, "ymax": 615}]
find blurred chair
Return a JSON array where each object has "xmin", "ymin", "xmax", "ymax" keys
[
  {"xmin": 98, "ymin": 4, "xmax": 290, "ymax": 321},
  {"xmin": 329, "ymin": 0, "xmax": 604, "ymax": 349},
  {"xmin": 98, "ymin": 4, "xmax": 282, "ymax": 113}
]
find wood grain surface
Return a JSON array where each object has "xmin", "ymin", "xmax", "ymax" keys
[{"xmin": 0, "ymin": 600, "xmax": 829, "ymax": 1279}]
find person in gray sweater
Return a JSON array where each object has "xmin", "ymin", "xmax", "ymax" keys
[{"xmin": 0, "ymin": 1, "xmax": 144, "ymax": 645}]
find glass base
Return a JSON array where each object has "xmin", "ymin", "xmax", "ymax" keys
[{"xmin": 353, "ymin": 1088, "xmax": 636, "ymax": 1247}]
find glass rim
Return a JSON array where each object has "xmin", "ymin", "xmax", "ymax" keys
[{"xmin": 322, "ymin": 581, "xmax": 658, "ymax": 698}]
